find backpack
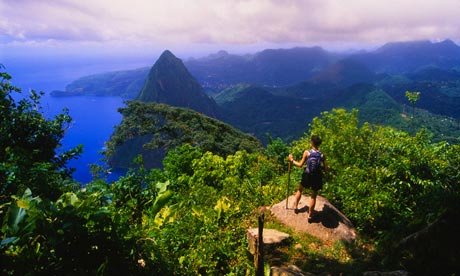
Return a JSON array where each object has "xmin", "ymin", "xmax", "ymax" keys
[{"xmin": 305, "ymin": 149, "xmax": 322, "ymax": 175}]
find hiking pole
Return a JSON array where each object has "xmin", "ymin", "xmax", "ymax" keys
[{"xmin": 286, "ymin": 161, "xmax": 291, "ymax": 209}]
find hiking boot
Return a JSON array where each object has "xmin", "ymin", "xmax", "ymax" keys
[{"xmin": 294, "ymin": 208, "xmax": 300, "ymax": 214}]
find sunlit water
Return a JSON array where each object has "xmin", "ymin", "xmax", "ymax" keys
[
  {"xmin": 41, "ymin": 94, "xmax": 126, "ymax": 184},
  {"xmin": 9, "ymin": 79, "xmax": 127, "ymax": 184},
  {"xmin": 3, "ymin": 59, "xmax": 147, "ymax": 184}
]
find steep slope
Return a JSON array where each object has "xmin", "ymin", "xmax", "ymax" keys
[
  {"xmin": 137, "ymin": 50, "xmax": 221, "ymax": 118},
  {"xmin": 47, "ymin": 41, "xmax": 460, "ymax": 145},
  {"xmin": 106, "ymin": 101, "xmax": 263, "ymax": 169},
  {"xmin": 219, "ymin": 85, "xmax": 327, "ymax": 143},
  {"xmin": 373, "ymin": 66, "xmax": 460, "ymax": 119},
  {"xmin": 219, "ymin": 82, "xmax": 460, "ymax": 144}
]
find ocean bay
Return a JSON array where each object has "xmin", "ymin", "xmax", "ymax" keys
[{"xmin": 41, "ymin": 94, "xmax": 125, "ymax": 183}]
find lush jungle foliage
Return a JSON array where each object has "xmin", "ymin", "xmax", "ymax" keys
[
  {"xmin": 291, "ymin": 109, "xmax": 460, "ymax": 236},
  {"xmin": 105, "ymin": 101, "xmax": 263, "ymax": 169},
  {"xmin": 1, "ymin": 71, "xmax": 459, "ymax": 275},
  {"xmin": 0, "ymin": 70, "xmax": 82, "ymax": 204}
]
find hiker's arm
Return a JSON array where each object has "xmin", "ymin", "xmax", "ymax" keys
[
  {"xmin": 322, "ymin": 155, "xmax": 331, "ymax": 171},
  {"xmin": 323, "ymin": 158, "xmax": 330, "ymax": 171},
  {"xmin": 289, "ymin": 150, "xmax": 308, "ymax": 168}
]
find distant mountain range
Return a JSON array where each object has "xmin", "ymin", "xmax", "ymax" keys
[
  {"xmin": 52, "ymin": 39, "xmax": 460, "ymax": 148},
  {"xmin": 186, "ymin": 47, "xmax": 338, "ymax": 89},
  {"xmin": 187, "ymin": 39, "xmax": 460, "ymax": 88},
  {"xmin": 51, "ymin": 39, "xmax": 460, "ymax": 95},
  {"xmin": 346, "ymin": 39, "xmax": 460, "ymax": 74}
]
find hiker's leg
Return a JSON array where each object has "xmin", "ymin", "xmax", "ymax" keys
[
  {"xmin": 293, "ymin": 185, "xmax": 303, "ymax": 209},
  {"xmin": 308, "ymin": 190, "xmax": 318, "ymax": 216}
]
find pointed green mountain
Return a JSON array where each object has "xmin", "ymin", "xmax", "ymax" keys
[{"xmin": 137, "ymin": 50, "xmax": 220, "ymax": 118}]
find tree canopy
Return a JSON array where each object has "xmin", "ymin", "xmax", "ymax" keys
[
  {"xmin": 105, "ymin": 101, "xmax": 263, "ymax": 169},
  {"xmin": 0, "ymin": 70, "xmax": 82, "ymax": 202}
]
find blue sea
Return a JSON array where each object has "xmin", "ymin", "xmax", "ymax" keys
[
  {"xmin": 3, "ymin": 53, "xmax": 165, "ymax": 184},
  {"xmin": 4, "ymin": 60, "xmax": 143, "ymax": 184},
  {"xmin": 41, "ymin": 94, "xmax": 126, "ymax": 183}
]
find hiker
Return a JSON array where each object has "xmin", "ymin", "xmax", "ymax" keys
[{"xmin": 288, "ymin": 135, "xmax": 328, "ymax": 223}]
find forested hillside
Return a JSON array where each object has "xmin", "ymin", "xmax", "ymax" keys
[
  {"xmin": 105, "ymin": 101, "xmax": 263, "ymax": 169},
  {"xmin": 51, "ymin": 67, "xmax": 149, "ymax": 98},
  {"xmin": 218, "ymin": 82, "xmax": 460, "ymax": 144},
  {"xmin": 48, "ymin": 40, "xmax": 460, "ymax": 148},
  {"xmin": 378, "ymin": 70, "xmax": 460, "ymax": 118},
  {"xmin": 1, "ymin": 71, "xmax": 459, "ymax": 275}
]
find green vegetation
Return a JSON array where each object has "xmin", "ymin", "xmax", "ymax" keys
[
  {"xmin": 379, "ymin": 76, "xmax": 460, "ymax": 119},
  {"xmin": 51, "ymin": 67, "xmax": 149, "ymax": 99},
  {"xmin": 105, "ymin": 101, "xmax": 263, "ymax": 169},
  {"xmin": 136, "ymin": 50, "xmax": 220, "ymax": 118},
  {"xmin": 214, "ymin": 83, "xmax": 252, "ymax": 104},
  {"xmin": 0, "ymin": 70, "xmax": 82, "ymax": 203},
  {"xmin": 1, "ymin": 72, "xmax": 459, "ymax": 275},
  {"xmin": 295, "ymin": 109, "xmax": 458, "ymax": 235},
  {"xmin": 219, "ymin": 83, "xmax": 460, "ymax": 145},
  {"xmin": 405, "ymin": 91, "xmax": 421, "ymax": 119},
  {"xmin": 47, "ymin": 47, "xmax": 460, "ymax": 147}
]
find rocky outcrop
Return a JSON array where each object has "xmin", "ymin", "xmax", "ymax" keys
[
  {"xmin": 270, "ymin": 194, "xmax": 357, "ymax": 243},
  {"xmin": 246, "ymin": 228, "xmax": 290, "ymax": 255}
]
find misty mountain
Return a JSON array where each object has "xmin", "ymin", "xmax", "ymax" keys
[
  {"xmin": 50, "ymin": 67, "xmax": 149, "ymax": 98},
  {"xmin": 218, "ymin": 85, "xmax": 314, "ymax": 141},
  {"xmin": 49, "ymin": 40, "xmax": 460, "ymax": 145},
  {"xmin": 406, "ymin": 67, "xmax": 460, "ymax": 82},
  {"xmin": 347, "ymin": 39, "xmax": 460, "ymax": 74},
  {"xmin": 136, "ymin": 50, "xmax": 221, "ymax": 118},
  {"xmin": 186, "ymin": 47, "xmax": 338, "ymax": 88},
  {"xmin": 307, "ymin": 59, "xmax": 378, "ymax": 86},
  {"xmin": 187, "ymin": 40, "xmax": 460, "ymax": 88},
  {"xmin": 52, "ymin": 39, "xmax": 460, "ymax": 97}
]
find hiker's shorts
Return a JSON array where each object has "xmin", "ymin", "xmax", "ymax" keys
[{"xmin": 301, "ymin": 172, "xmax": 323, "ymax": 191}]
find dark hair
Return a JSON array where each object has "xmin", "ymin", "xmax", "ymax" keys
[{"xmin": 311, "ymin": 135, "xmax": 322, "ymax": 147}]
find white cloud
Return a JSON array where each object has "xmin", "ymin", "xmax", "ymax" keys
[{"xmin": 1, "ymin": 0, "xmax": 460, "ymax": 55}]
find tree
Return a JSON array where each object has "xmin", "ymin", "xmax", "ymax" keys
[
  {"xmin": 405, "ymin": 91, "xmax": 421, "ymax": 119},
  {"xmin": 0, "ymin": 69, "xmax": 82, "ymax": 206},
  {"xmin": 295, "ymin": 108, "xmax": 460, "ymax": 252}
]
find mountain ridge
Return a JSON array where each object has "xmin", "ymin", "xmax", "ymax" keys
[
  {"xmin": 50, "ymin": 40, "xmax": 460, "ymax": 146},
  {"xmin": 347, "ymin": 39, "xmax": 460, "ymax": 74},
  {"xmin": 136, "ymin": 50, "xmax": 221, "ymax": 118},
  {"xmin": 51, "ymin": 39, "xmax": 460, "ymax": 98}
]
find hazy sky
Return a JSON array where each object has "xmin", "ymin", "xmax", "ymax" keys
[{"xmin": 1, "ymin": 0, "xmax": 460, "ymax": 59}]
